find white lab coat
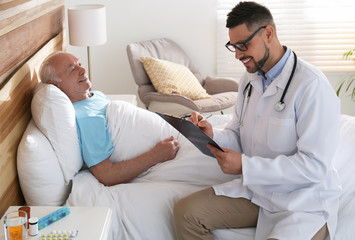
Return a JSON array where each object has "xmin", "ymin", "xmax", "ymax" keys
[{"xmin": 213, "ymin": 51, "xmax": 341, "ymax": 240}]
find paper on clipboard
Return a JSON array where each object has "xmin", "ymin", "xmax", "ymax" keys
[{"xmin": 156, "ymin": 113, "xmax": 224, "ymax": 158}]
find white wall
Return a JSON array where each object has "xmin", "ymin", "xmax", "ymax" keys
[
  {"xmin": 64, "ymin": 0, "xmax": 355, "ymax": 116},
  {"xmin": 65, "ymin": 0, "xmax": 217, "ymax": 107}
]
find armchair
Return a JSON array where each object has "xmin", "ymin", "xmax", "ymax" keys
[{"xmin": 126, "ymin": 38, "xmax": 238, "ymax": 116}]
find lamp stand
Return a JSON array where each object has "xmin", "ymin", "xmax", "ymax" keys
[{"xmin": 87, "ymin": 46, "xmax": 92, "ymax": 82}]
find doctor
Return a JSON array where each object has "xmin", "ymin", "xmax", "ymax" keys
[{"xmin": 173, "ymin": 1, "xmax": 341, "ymax": 240}]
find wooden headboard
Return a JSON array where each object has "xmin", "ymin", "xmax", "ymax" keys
[{"xmin": 0, "ymin": 0, "xmax": 65, "ymax": 217}]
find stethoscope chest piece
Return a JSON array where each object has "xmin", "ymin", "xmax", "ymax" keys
[{"xmin": 274, "ymin": 101, "xmax": 285, "ymax": 112}]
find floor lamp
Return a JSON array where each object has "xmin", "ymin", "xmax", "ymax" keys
[{"xmin": 67, "ymin": 4, "xmax": 107, "ymax": 83}]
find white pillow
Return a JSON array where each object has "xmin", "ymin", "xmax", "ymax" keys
[
  {"xmin": 31, "ymin": 84, "xmax": 83, "ymax": 184},
  {"xmin": 17, "ymin": 119, "xmax": 71, "ymax": 205}
]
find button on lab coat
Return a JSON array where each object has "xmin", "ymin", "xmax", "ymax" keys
[{"xmin": 213, "ymin": 52, "xmax": 341, "ymax": 240}]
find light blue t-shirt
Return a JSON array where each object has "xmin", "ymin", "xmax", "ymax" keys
[{"xmin": 73, "ymin": 91, "xmax": 114, "ymax": 167}]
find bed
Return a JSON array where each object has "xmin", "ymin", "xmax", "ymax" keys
[
  {"xmin": 8, "ymin": 75, "xmax": 355, "ymax": 240},
  {"xmin": 2, "ymin": 3, "xmax": 355, "ymax": 240},
  {"xmin": 12, "ymin": 81, "xmax": 355, "ymax": 240}
]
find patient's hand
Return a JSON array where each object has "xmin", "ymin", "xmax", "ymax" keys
[{"xmin": 151, "ymin": 136, "xmax": 180, "ymax": 163}]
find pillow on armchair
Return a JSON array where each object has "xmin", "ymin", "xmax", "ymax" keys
[
  {"xmin": 140, "ymin": 56, "xmax": 211, "ymax": 100},
  {"xmin": 127, "ymin": 38, "xmax": 238, "ymax": 115}
]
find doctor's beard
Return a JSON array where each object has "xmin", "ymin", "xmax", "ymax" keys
[{"xmin": 255, "ymin": 47, "xmax": 270, "ymax": 72}]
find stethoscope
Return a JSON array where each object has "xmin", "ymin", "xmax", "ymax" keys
[{"xmin": 239, "ymin": 52, "xmax": 297, "ymax": 126}]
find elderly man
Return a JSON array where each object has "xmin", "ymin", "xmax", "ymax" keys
[{"xmin": 39, "ymin": 51, "xmax": 180, "ymax": 186}]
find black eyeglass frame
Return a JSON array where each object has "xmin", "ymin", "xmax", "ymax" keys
[{"xmin": 225, "ymin": 25, "xmax": 267, "ymax": 52}]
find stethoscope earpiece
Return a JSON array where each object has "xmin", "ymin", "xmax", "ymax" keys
[{"xmin": 274, "ymin": 102, "xmax": 285, "ymax": 112}]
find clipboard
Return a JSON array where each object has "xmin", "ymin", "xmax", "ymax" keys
[{"xmin": 156, "ymin": 113, "xmax": 224, "ymax": 158}]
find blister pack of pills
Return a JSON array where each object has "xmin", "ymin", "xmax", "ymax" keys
[{"xmin": 40, "ymin": 230, "xmax": 78, "ymax": 240}]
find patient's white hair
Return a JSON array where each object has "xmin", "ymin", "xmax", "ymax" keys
[{"xmin": 39, "ymin": 51, "xmax": 64, "ymax": 83}]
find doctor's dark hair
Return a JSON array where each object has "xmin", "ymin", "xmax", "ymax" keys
[{"xmin": 226, "ymin": 1, "xmax": 276, "ymax": 32}]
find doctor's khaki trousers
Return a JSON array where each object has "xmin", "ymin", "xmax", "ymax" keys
[{"xmin": 173, "ymin": 187, "xmax": 328, "ymax": 240}]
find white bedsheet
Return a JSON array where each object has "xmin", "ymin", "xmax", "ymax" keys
[
  {"xmin": 66, "ymin": 101, "xmax": 355, "ymax": 240},
  {"xmin": 67, "ymin": 101, "xmax": 236, "ymax": 239}
]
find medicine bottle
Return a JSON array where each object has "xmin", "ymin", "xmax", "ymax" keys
[{"xmin": 29, "ymin": 217, "xmax": 39, "ymax": 236}]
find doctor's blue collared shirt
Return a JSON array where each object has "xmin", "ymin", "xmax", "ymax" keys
[{"xmin": 258, "ymin": 47, "xmax": 291, "ymax": 92}]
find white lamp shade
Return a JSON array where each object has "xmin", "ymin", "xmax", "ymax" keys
[{"xmin": 68, "ymin": 4, "xmax": 107, "ymax": 46}]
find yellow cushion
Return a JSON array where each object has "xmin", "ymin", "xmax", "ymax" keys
[{"xmin": 140, "ymin": 56, "xmax": 211, "ymax": 100}]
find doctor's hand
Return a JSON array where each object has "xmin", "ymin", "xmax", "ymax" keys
[
  {"xmin": 189, "ymin": 112, "xmax": 214, "ymax": 138},
  {"xmin": 207, "ymin": 144, "xmax": 242, "ymax": 175}
]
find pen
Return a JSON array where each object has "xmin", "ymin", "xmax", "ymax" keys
[
  {"xmin": 180, "ymin": 114, "xmax": 212, "ymax": 122},
  {"xmin": 201, "ymin": 114, "xmax": 212, "ymax": 121}
]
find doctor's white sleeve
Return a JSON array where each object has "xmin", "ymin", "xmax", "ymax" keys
[
  {"xmin": 213, "ymin": 73, "xmax": 248, "ymax": 154},
  {"xmin": 213, "ymin": 106, "xmax": 243, "ymax": 154}
]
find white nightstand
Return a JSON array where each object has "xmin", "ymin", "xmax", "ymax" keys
[
  {"xmin": 106, "ymin": 94, "xmax": 137, "ymax": 106},
  {"xmin": 0, "ymin": 206, "xmax": 112, "ymax": 240}
]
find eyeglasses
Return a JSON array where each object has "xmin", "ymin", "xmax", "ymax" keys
[{"xmin": 225, "ymin": 26, "xmax": 267, "ymax": 52}]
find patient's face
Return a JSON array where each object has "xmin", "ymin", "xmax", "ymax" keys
[{"xmin": 49, "ymin": 53, "xmax": 91, "ymax": 102}]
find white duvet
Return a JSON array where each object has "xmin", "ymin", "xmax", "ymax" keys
[
  {"xmin": 67, "ymin": 101, "xmax": 355, "ymax": 240},
  {"xmin": 67, "ymin": 101, "xmax": 237, "ymax": 239}
]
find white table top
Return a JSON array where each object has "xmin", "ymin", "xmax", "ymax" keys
[{"xmin": 1, "ymin": 206, "xmax": 112, "ymax": 240}]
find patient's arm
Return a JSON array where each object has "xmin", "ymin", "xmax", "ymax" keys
[{"xmin": 90, "ymin": 136, "xmax": 180, "ymax": 186}]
